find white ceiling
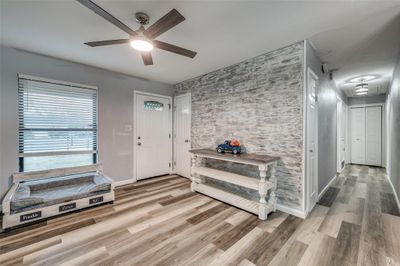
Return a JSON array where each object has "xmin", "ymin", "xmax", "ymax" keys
[
  {"xmin": 309, "ymin": 5, "xmax": 400, "ymax": 98},
  {"xmin": 1, "ymin": 0, "xmax": 400, "ymax": 88}
]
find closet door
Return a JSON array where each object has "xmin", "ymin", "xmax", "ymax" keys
[
  {"xmin": 351, "ymin": 108, "xmax": 366, "ymax": 164},
  {"xmin": 365, "ymin": 106, "xmax": 382, "ymax": 166}
]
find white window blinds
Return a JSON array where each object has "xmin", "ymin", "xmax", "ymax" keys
[{"xmin": 18, "ymin": 75, "xmax": 97, "ymax": 171}]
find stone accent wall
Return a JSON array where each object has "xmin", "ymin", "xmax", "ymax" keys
[{"xmin": 175, "ymin": 41, "xmax": 304, "ymax": 210}]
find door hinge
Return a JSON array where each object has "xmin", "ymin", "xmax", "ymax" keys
[
  {"xmin": 169, "ymin": 133, "xmax": 171, "ymax": 139},
  {"xmin": 168, "ymin": 104, "xmax": 171, "ymax": 110},
  {"xmin": 169, "ymin": 162, "xmax": 171, "ymax": 167},
  {"xmin": 174, "ymin": 161, "xmax": 176, "ymax": 166},
  {"xmin": 174, "ymin": 106, "xmax": 177, "ymax": 111}
]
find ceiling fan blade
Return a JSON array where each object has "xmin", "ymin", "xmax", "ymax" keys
[
  {"xmin": 141, "ymin": 52, "xmax": 153, "ymax": 65},
  {"xmin": 144, "ymin": 9, "xmax": 185, "ymax": 39},
  {"xmin": 153, "ymin": 40, "xmax": 197, "ymax": 58},
  {"xmin": 85, "ymin": 39, "xmax": 130, "ymax": 47},
  {"xmin": 76, "ymin": 0, "xmax": 137, "ymax": 36}
]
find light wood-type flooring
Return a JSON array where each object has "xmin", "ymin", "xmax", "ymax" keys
[{"xmin": 0, "ymin": 165, "xmax": 399, "ymax": 265}]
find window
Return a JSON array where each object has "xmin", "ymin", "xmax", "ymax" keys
[
  {"xmin": 144, "ymin": 100, "xmax": 164, "ymax": 111},
  {"xmin": 18, "ymin": 75, "xmax": 97, "ymax": 172}
]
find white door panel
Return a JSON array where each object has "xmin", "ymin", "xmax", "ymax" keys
[
  {"xmin": 174, "ymin": 94, "xmax": 191, "ymax": 178},
  {"xmin": 307, "ymin": 69, "xmax": 318, "ymax": 213},
  {"xmin": 136, "ymin": 94, "xmax": 171, "ymax": 180},
  {"xmin": 350, "ymin": 106, "xmax": 382, "ymax": 167},
  {"xmin": 366, "ymin": 106, "xmax": 382, "ymax": 166},
  {"xmin": 351, "ymin": 108, "xmax": 366, "ymax": 164}
]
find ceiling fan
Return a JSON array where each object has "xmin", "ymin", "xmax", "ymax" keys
[{"xmin": 76, "ymin": 0, "xmax": 197, "ymax": 65}]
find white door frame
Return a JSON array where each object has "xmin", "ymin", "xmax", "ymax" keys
[
  {"xmin": 336, "ymin": 97, "xmax": 347, "ymax": 173},
  {"xmin": 337, "ymin": 97, "xmax": 342, "ymax": 172},
  {"xmin": 305, "ymin": 68, "xmax": 319, "ymax": 214},
  {"xmin": 173, "ymin": 93, "xmax": 191, "ymax": 177},
  {"xmin": 348, "ymin": 103, "xmax": 385, "ymax": 166},
  {"xmin": 133, "ymin": 90, "xmax": 173, "ymax": 181}
]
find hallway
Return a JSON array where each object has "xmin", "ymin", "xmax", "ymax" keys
[{"xmin": 307, "ymin": 164, "xmax": 400, "ymax": 266}]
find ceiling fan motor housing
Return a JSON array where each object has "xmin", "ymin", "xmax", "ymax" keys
[{"xmin": 135, "ymin": 12, "xmax": 150, "ymax": 25}]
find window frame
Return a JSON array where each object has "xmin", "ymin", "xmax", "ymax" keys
[{"xmin": 17, "ymin": 74, "xmax": 99, "ymax": 172}]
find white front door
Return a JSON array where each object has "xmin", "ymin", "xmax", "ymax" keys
[
  {"xmin": 307, "ymin": 69, "xmax": 318, "ymax": 212},
  {"xmin": 135, "ymin": 93, "xmax": 171, "ymax": 180},
  {"xmin": 351, "ymin": 108, "xmax": 366, "ymax": 164},
  {"xmin": 174, "ymin": 94, "xmax": 191, "ymax": 178},
  {"xmin": 365, "ymin": 106, "xmax": 382, "ymax": 166}
]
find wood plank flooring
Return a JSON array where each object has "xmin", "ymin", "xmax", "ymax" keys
[{"xmin": 0, "ymin": 165, "xmax": 399, "ymax": 265}]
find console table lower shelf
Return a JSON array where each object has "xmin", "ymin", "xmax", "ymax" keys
[
  {"xmin": 190, "ymin": 149, "xmax": 279, "ymax": 220},
  {"xmin": 192, "ymin": 183, "xmax": 264, "ymax": 215}
]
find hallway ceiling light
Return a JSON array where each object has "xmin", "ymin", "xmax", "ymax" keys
[
  {"xmin": 355, "ymin": 87, "xmax": 368, "ymax": 93},
  {"xmin": 349, "ymin": 75, "xmax": 377, "ymax": 83},
  {"xmin": 355, "ymin": 83, "xmax": 368, "ymax": 90},
  {"xmin": 355, "ymin": 81, "xmax": 368, "ymax": 95}
]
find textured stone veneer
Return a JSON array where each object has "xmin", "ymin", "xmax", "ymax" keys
[{"xmin": 175, "ymin": 41, "xmax": 304, "ymax": 209}]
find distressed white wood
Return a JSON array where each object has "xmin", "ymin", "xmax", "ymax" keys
[
  {"xmin": 2, "ymin": 191, "xmax": 114, "ymax": 230},
  {"xmin": 268, "ymin": 162, "xmax": 278, "ymax": 212},
  {"xmin": 258, "ymin": 164, "xmax": 269, "ymax": 220},
  {"xmin": 192, "ymin": 166, "xmax": 270, "ymax": 191},
  {"xmin": 193, "ymin": 183, "xmax": 260, "ymax": 215},
  {"xmin": 12, "ymin": 164, "xmax": 102, "ymax": 183},
  {"xmin": 2, "ymin": 165, "xmax": 115, "ymax": 230},
  {"xmin": 190, "ymin": 150, "xmax": 278, "ymax": 220}
]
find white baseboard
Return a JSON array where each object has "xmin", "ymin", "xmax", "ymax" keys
[
  {"xmin": 318, "ymin": 174, "xmax": 338, "ymax": 200},
  {"xmin": 114, "ymin": 178, "xmax": 136, "ymax": 187},
  {"xmin": 276, "ymin": 204, "xmax": 306, "ymax": 219},
  {"xmin": 385, "ymin": 175, "xmax": 400, "ymax": 212}
]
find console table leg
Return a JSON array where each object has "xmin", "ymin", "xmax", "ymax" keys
[
  {"xmin": 258, "ymin": 164, "xmax": 268, "ymax": 220},
  {"xmin": 268, "ymin": 162, "xmax": 278, "ymax": 212},
  {"xmin": 190, "ymin": 154, "xmax": 197, "ymax": 192}
]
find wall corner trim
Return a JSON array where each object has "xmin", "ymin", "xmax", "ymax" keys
[
  {"xmin": 385, "ymin": 174, "xmax": 400, "ymax": 212},
  {"xmin": 114, "ymin": 178, "xmax": 136, "ymax": 187},
  {"xmin": 318, "ymin": 174, "xmax": 338, "ymax": 200},
  {"xmin": 276, "ymin": 204, "xmax": 307, "ymax": 219}
]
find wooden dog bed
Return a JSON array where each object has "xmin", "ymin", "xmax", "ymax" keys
[{"xmin": 2, "ymin": 164, "xmax": 114, "ymax": 230}]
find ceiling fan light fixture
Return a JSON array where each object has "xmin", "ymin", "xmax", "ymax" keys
[
  {"xmin": 356, "ymin": 91, "xmax": 368, "ymax": 96},
  {"xmin": 130, "ymin": 37, "xmax": 153, "ymax": 52}
]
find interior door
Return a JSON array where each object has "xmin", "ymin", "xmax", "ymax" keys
[
  {"xmin": 174, "ymin": 94, "xmax": 191, "ymax": 178},
  {"xmin": 136, "ymin": 93, "xmax": 171, "ymax": 180},
  {"xmin": 307, "ymin": 69, "xmax": 318, "ymax": 212},
  {"xmin": 341, "ymin": 104, "xmax": 346, "ymax": 167},
  {"xmin": 337, "ymin": 100, "xmax": 347, "ymax": 172},
  {"xmin": 337, "ymin": 99, "xmax": 343, "ymax": 172},
  {"xmin": 351, "ymin": 107, "xmax": 366, "ymax": 164},
  {"xmin": 365, "ymin": 106, "xmax": 382, "ymax": 166}
]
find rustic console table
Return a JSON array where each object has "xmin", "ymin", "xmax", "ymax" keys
[{"xmin": 190, "ymin": 149, "xmax": 279, "ymax": 220}]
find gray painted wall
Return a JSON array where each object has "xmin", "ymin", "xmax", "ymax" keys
[
  {"xmin": 175, "ymin": 42, "xmax": 305, "ymax": 210},
  {"xmin": 305, "ymin": 41, "xmax": 348, "ymax": 194},
  {"xmin": 348, "ymin": 94, "xmax": 386, "ymax": 106},
  {"xmin": 386, "ymin": 55, "xmax": 400, "ymax": 203},
  {"xmin": 0, "ymin": 46, "xmax": 174, "ymax": 198}
]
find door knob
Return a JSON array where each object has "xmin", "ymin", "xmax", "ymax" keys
[
  {"xmin": 137, "ymin": 142, "xmax": 142, "ymax": 146},
  {"xmin": 185, "ymin": 140, "xmax": 190, "ymax": 143},
  {"xmin": 309, "ymin": 149, "xmax": 313, "ymax": 152}
]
